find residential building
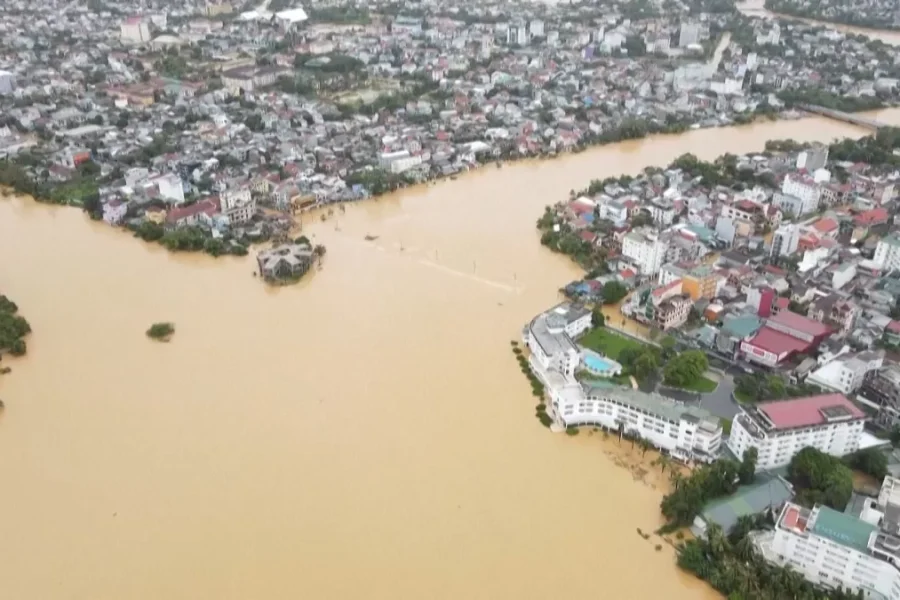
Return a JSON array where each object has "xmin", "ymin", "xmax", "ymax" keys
[
  {"xmin": 622, "ymin": 228, "xmax": 668, "ymax": 276},
  {"xmin": 220, "ymin": 188, "xmax": 256, "ymax": 225},
  {"xmin": 120, "ymin": 17, "xmax": 151, "ymax": 45},
  {"xmin": 679, "ymin": 22, "xmax": 702, "ymax": 47},
  {"xmin": 875, "ymin": 234, "xmax": 900, "ymax": 272},
  {"xmin": 102, "ymin": 199, "xmax": 127, "ymax": 225},
  {"xmin": 727, "ymin": 393, "xmax": 866, "ymax": 472},
  {"xmin": 740, "ymin": 311, "xmax": 832, "ymax": 367},
  {"xmin": 206, "ymin": 2, "xmax": 233, "ymax": 17},
  {"xmin": 796, "ymin": 144, "xmax": 829, "ymax": 172},
  {"xmin": 154, "ymin": 173, "xmax": 185, "ymax": 205},
  {"xmin": 379, "ymin": 150, "xmax": 423, "ymax": 174},
  {"xmin": 0, "ymin": 70, "xmax": 14, "ymax": 95},
  {"xmin": 771, "ymin": 223, "xmax": 801, "ymax": 258},
  {"xmin": 257, "ymin": 243, "xmax": 315, "ymax": 280},
  {"xmin": 808, "ymin": 295, "xmax": 859, "ymax": 336},
  {"xmin": 166, "ymin": 198, "xmax": 219, "ymax": 228},
  {"xmin": 780, "ymin": 175, "xmax": 822, "ymax": 214},
  {"xmin": 566, "ymin": 385, "xmax": 722, "ymax": 462},
  {"xmin": 525, "ymin": 303, "xmax": 592, "ymax": 381},
  {"xmin": 758, "ymin": 498, "xmax": 900, "ymax": 600},
  {"xmin": 807, "ymin": 351, "xmax": 884, "ymax": 395},
  {"xmin": 530, "ymin": 19, "xmax": 545, "ymax": 37},
  {"xmin": 747, "ymin": 285, "xmax": 777, "ymax": 318},
  {"xmin": 682, "ymin": 265, "xmax": 719, "ymax": 300},
  {"xmin": 862, "ymin": 364, "xmax": 900, "ymax": 429},
  {"xmin": 655, "ymin": 294, "xmax": 692, "ymax": 330}
]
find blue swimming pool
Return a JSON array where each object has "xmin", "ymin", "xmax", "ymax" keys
[
  {"xmin": 584, "ymin": 354, "xmax": 615, "ymax": 372},
  {"xmin": 582, "ymin": 352, "xmax": 622, "ymax": 376}
]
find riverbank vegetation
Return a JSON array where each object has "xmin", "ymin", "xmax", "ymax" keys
[
  {"xmin": 146, "ymin": 322, "xmax": 175, "ymax": 342},
  {"xmin": 678, "ymin": 520, "xmax": 865, "ymax": 600},
  {"xmin": 0, "ymin": 295, "xmax": 30, "ymax": 356},
  {"xmin": 765, "ymin": 0, "xmax": 900, "ymax": 31},
  {"xmin": 511, "ymin": 341, "xmax": 552, "ymax": 428}
]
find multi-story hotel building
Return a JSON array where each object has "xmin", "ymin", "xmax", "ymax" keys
[
  {"xmin": 565, "ymin": 385, "xmax": 722, "ymax": 462},
  {"xmin": 757, "ymin": 487, "xmax": 900, "ymax": 600},
  {"xmin": 523, "ymin": 303, "xmax": 721, "ymax": 462},
  {"xmin": 525, "ymin": 303, "xmax": 591, "ymax": 381},
  {"xmin": 727, "ymin": 393, "xmax": 866, "ymax": 472}
]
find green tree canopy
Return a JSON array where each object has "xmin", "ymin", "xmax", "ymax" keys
[
  {"xmin": 601, "ymin": 281, "xmax": 628, "ymax": 305},
  {"xmin": 788, "ymin": 447, "xmax": 853, "ymax": 511},
  {"xmin": 663, "ymin": 350, "xmax": 709, "ymax": 387}
]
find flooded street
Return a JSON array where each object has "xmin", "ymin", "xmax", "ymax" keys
[{"xmin": 1, "ymin": 111, "xmax": 899, "ymax": 599}]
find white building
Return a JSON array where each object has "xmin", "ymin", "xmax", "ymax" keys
[
  {"xmin": 797, "ymin": 144, "xmax": 829, "ymax": 171},
  {"xmin": 679, "ymin": 22, "xmax": 702, "ymax": 47},
  {"xmin": 507, "ymin": 24, "xmax": 527, "ymax": 45},
  {"xmin": 154, "ymin": 173, "xmax": 185, "ymax": 205},
  {"xmin": 120, "ymin": 17, "xmax": 151, "ymax": 45},
  {"xmin": 728, "ymin": 394, "xmax": 866, "ymax": 472},
  {"xmin": 875, "ymin": 234, "xmax": 900, "ymax": 272},
  {"xmin": 781, "ymin": 174, "xmax": 822, "ymax": 215},
  {"xmin": 808, "ymin": 351, "xmax": 884, "ymax": 395},
  {"xmin": 220, "ymin": 188, "xmax": 256, "ymax": 225},
  {"xmin": 0, "ymin": 70, "xmax": 15, "ymax": 95},
  {"xmin": 758, "ymin": 495, "xmax": 900, "ymax": 600},
  {"xmin": 525, "ymin": 303, "xmax": 592, "ymax": 381},
  {"xmin": 771, "ymin": 223, "xmax": 801, "ymax": 258},
  {"xmin": 529, "ymin": 19, "xmax": 545, "ymax": 37},
  {"xmin": 571, "ymin": 386, "xmax": 721, "ymax": 462},
  {"xmin": 379, "ymin": 150, "xmax": 423, "ymax": 174},
  {"xmin": 622, "ymin": 228, "xmax": 668, "ymax": 276}
]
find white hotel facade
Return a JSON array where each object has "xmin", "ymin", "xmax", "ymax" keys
[
  {"xmin": 524, "ymin": 303, "xmax": 722, "ymax": 462},
  {"xmin": 727, "ymin": 393, "xmax": 866, "ymax": 472}
]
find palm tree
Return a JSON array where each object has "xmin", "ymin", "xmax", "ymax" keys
[
  {"xmin": 705, "ymin": 523, "xmax": 730, "ymax": 560},
  {"xmin": 639, "ymin": 437, "xmax": 652, "ymax": 457},
  {"xmin": 655, "ymin": 453, "xmax": 672, "ymax": 474},
  {"xmin": 616, "ymin": 420, "xmax": 625, "ymax": 444},
  {"xmin": 734, "ymin": 534, "xmax": 758, "ymax": 563},
  {"xmin": 669, "ymin": 470, "xmax": 684, "ymax": 490}
]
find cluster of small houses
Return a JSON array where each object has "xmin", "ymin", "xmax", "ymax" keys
[{"xmin": 552, "ymin": 143, "xmax": 900, "ymax": 429}]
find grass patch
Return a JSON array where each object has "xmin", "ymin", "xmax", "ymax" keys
[
  {"xmin": 579, "ymin": 327, "xmax": 644, "ymax": 360},
  {"xmin": 733, "ymin": 389, "xmax": 754, "ymax": 403}
]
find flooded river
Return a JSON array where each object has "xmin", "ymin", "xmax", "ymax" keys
[
  {"xmin": 738, "ymin": 0, "xmax": 900, "ymax": 45},
  {"xmin": 2, "ymin": 111, "xmax": 900, "ymax": 600}
]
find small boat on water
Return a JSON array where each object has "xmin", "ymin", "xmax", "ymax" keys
[{"xmin": 364, "ymin": 234, "xmax": 379, "ymax": 241}]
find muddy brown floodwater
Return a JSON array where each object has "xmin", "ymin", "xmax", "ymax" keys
[{"xmin": 2, "ymin": 111, "xmax": 900, "ymax": 600}]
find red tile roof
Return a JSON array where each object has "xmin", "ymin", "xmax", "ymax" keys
[
  {"xmin": 855, "ymin": 207, "xmax": 888, "ymax": 226},
  {"xmin": 166, "ymin": 198, "xmax": 219, "ymax": 224},
  {"xmin": 745, "ymin": 326, "xmax": 811, "ymax": 356},
  {"xmin": 812, "ymin": 217, "xmax": 838, "ymax": 234},
  {"xmin": 758, "ymin": 393, "xmax": 865, "ymax": 430},
  {"xmin": 887, "ymin": 320, "xmax": 900, "ymax": 335},
  {"xmin": 768, "ymin": 310, "xmax": 831, "ymax": 337}
]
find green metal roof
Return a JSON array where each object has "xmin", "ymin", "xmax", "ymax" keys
[
  {"xmin": 811, "ymin": 506, "xmax": 876, "ymax": 553},
  {"xmin": 721, "ymin": 314, "xmax": 763, "ymax": 339},
  {"xmin": 700, "ymin": 476, "xmax": 794, "ymax": 532}
]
